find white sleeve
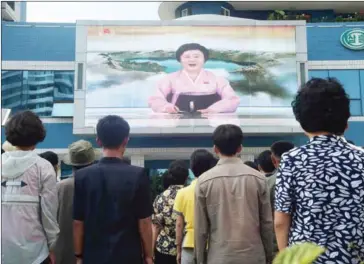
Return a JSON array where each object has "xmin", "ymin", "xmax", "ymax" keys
[{"xmin": 39, "ymin": 162, "xmax": 60, "ymax": 250}]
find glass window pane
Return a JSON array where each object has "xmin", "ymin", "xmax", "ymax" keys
[{"xmin": 1, "ymin": 70, "xmax": 75, "ymax": 117}]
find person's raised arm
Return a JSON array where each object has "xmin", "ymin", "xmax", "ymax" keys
[
  {"xmin": 194, "ymin": 180, "xmax": 208, "ymax": 264},
  {"xmin": 134, "ymin": 169, "xmax": 153, "ymax": 263},
  {"xmin": 274, "ymin": 154, "xmax": 294, "ymax": 251},
  {"xmin": 259, "ymin": 180, "xmax": 273, "ymax": 263},
  {"xmin": 40, "ymin": 162, "xmax": 59, "ymax": 264},
  {"xmin": 73, "ymin": 171, "xmax": 85, "ymax": 263},
  {"xmin": 204, "ymin": 77, "xmax": 240, "ymax": 113}
]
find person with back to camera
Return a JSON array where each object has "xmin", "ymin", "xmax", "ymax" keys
[
  {"xmin": 267, "ymin": 141, "xmax": 295, "ymax": 257},
  {"xmin": 39, "ymin": 151, "xmax": 59, "ymax": 178},
  {"xmin": 2, "ymin": 110, "xmax": 59, "ymax": 264},
  {"xmin": 54, "ymin": 140, "xmax": 97, "ymax": 264},
  {"xmin": 194, "ymin": 124, "xmax": 273, "ymax": 264},
  {"xmin": 174, "ymin": 149, "xmax": 217, "ymax": 264},
  {"xmin": 274, "ymin": 78, "xmax": 364, "ymax": 263},
  {"xmin": 148, "ymin": 43, "xmax": 240, "ymax": 114},
  {"xmin": 73, "ymin": 115, "xmax": 153, "ymax": 264},
  {"xmin": 152, "ymin": 160, "xmax": 189, "ymax": 264},
  {"xmin": 256, "ymin": 150, "xmax": 276, "ymax": 178}
]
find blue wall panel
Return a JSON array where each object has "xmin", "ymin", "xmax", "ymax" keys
[
  {"xmin": 308, "ymin": 70, "xmax": 329, "ymax": 79},
  {"xmin": 350, "ymin": 100, "xmax": 362, "ymax": 116},
  {"xmin": 328, "ymin": 70, "xmax": 361, "ymax": 99},
  {"xmin": 307, "ymin": 23, "xmax": 364, "ymax": 61},
  {"xmin": 2, "ymin": 22, "xmax": 76, "ymax": 61},
  {"xmin": 360, "ymin": 71, "xmax": 364, "ymax": 116}
]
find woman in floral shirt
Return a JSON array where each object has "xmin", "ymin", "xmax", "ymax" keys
[{"xmin": 153, "ymin": 160, "xmax": 189, "ymax": 264}]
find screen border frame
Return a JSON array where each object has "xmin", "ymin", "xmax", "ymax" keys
[{"xmin": 73, "ymin": 19, "xmax": 307, "ymax": 135}]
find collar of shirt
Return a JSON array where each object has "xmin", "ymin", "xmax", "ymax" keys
[
  {"xmin": 182, "ymin": 69, "xmax": 204, "ymax": 85},
  {"xmin": 217, "ymin": 156, "xmax": 242, "ymax": 166},
  {"xmin": 309, "ymin": 134, "xmax": 342, "ymax": 144}
]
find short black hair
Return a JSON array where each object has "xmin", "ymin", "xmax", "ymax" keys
[
  {"xmin": 166, "ymin": 160, "xmax": 189, "ymax": 186},
  {"xmin": 213, "ymin": 124, "xmax": 243, "ymax": 156},
  {"xmin": 39, "ymin": 151, "xmax": 59, "ymax": 166},
  {"xmin": 190, "ymin": 149, "xmax": 217, "ymax": 178},
  {"xmin": 271, "ymin": 141, "xmax": 295, "ymax": 159},
  {"xmin": 176, "ymin": 43, "xmax": 209, "ymax": 62},
  {"xmin": 244, "ymin": 161, "xmax": 259, "ymax": 171},
  {"xmin": 96, "ymin": 115, "xmax": 130, "ymax": 149},
  {"xmin": 256, "ymin": 150, "xmax": 275, "ymax": 174},
  {"xmin": 292, "ymin": 78, "xmax": 350, "ymax": 135},
  {"xmin": 5, "ymin": 110, "xmax": 46, "ymax": 147}
]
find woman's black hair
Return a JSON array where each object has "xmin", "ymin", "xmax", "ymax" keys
[
  {"xmin": 39, "ymin": 151, "xmax": 59, "ymax": 166},
  {"xmin": 190, "ymin": 149, "xmax": 217, "ymax": 178},
  {"xmin": 176, "ymin": 43, "xmax": 209, "ymax": 62},
  {"xmin": 244, "ymin": 161, "xmax": 259, "ymax": 171},
  {"xmin": 292, "ymin": 78, "xmax": 350, "ymax": 135},
  {"xmin": 164, "ymin": 160, "xmax": 189, "ymax": 188},
  {"xmin": 5, "ymin": 110, "xmax": 46, "ymax": 147}
]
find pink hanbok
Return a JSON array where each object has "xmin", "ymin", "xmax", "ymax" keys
[{"xmin": 148, "ymin": 70, "xmax": 240, "ymax": 113}]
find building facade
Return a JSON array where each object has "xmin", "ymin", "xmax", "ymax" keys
[
  {"xmin": 2, "ymin": 2, "xmax": 364, "ymax": 177},
  {"xmin": 1, "ymin": 1, "xmax": 26, "ymax": 22}
]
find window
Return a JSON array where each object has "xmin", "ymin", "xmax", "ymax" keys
[
  {"xmin": 181, "ymin": 8, "xmax": 189, "ymax": 17},
  {"xmin": 6, "ymin": 1, "xmax": 15, "ymax": 10},
  {"xmin": 1, "ymin": 70, "xmax": 74, "ymax": 117},
  {"xmin": 221, "ymin": 6, "xmax": 230, "ymax": 16}
]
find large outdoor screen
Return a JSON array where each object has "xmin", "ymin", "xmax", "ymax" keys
[{"xmin": 75, "ymin": 21, "xmax": 306, "ymax": 133}]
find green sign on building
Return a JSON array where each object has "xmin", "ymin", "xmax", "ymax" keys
[{"xmin": 340, "ymin": 28, "xmax": 364, "ymax": 50}]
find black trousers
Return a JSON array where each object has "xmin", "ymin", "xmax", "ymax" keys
[{"xmin": 154, "ymin": 250, "xmax": 177, "ymax": 264}]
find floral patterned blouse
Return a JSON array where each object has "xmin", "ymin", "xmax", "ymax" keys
[{"xmin": 152, "ymin": 185, "xmax": 183, "ymax": 256}]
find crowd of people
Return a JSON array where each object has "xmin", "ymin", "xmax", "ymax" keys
[{"xmin": 1, "ymin": 77, "xmax": 364, "ymax": 264}]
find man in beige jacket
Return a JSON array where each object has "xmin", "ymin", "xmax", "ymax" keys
[{"xmin": 194, "ymin": 124, "xmax": 273, "ymax": 264}]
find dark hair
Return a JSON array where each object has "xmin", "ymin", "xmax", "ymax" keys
[
  {"xmin": 121, "ymin": 157, "xmax": 131, "ymax": 165},
  {"xmin": 213, "ymin": 124, "xmax": 243, "ymax": 156},
  {"xmin": 96, "ymin": 115, "xmax": 130, "ymax": 149},
  {"xmin": 256, "ymin": 150, "xmax": 275, "ymax": 174},
  {"xmin": 39, "ymin": 151, "xmax": 59, "ymax": 166},
  {"xmin": 176, "ymin": 43, "xmax": 209, "ymax": 62},
  {"xmin": 271, "ymin": 141, "xmax": 295, "ymax": 159},
  {"xmin": 190, "ymin": 149, "xmax": 217, "ymax": 178},
  {"xmin": 244, "ymin": 161, "xmax": 259, "ymax": 171},
  {"xmin": 292, "ymin": 78, "xmax": 350, "ymax": 135},
  {"xmin": 161, "ymin": 171, "xmax": 171, "ymax": 190},
  {"xmin": 5, "ymin": 110, "xmax": 46, "ymax": 147},
  {"xmin": 166, "ymin": 160, "xmax": 189, "ymax": 186},
  {"xmin": 1, "ymin": 149, "xmax": 4, "ymax": 154}
]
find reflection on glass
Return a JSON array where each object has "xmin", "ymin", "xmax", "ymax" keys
[{"xmin": 1, "ymin": 70, "xmax": 74, "ymax": 117}]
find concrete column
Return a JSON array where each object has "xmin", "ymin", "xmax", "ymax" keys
[{"xmin": 131, "ymin": 155, "xmax": 145, "ymax": 167}]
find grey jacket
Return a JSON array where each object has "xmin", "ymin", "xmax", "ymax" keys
[
  {"xmin": 54, "ymin": 176, "xmax": 76, "ymax": 264},
  {"xmin": 194, "ymin": 157, "xmax": 273, "ymax": 264}
]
